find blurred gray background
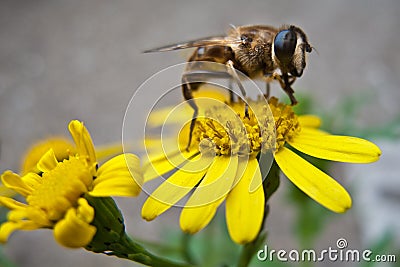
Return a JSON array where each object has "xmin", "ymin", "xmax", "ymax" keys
[{"xmin": 0, "ymin": 1, "xmax": 399, "ymax": 266}]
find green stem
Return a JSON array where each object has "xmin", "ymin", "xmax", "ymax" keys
[
  {"xmin": 116, "ymin": 234, "xmax": 193, "ymax": 267},
  {"xmin": 237, "ymin": 233, "xmax": 266, "ymax": 267},
  {"xmin": 84, "ymin": 195, "xmax": 193, "ymax": 267},
  {"xmin": 236, "ymin": 159, "xmax": 281, "ymax": 267},
  {"xmin": 181, "ymin": 233, "xmax": 197, "ymax": 265}
]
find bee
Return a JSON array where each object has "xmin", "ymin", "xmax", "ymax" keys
[{"xmin": 145, "ymin": 24, "xmax": 312, "ymax": 148}]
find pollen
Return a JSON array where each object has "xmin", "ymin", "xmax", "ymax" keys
[
  {"xmin": 191, "ymin": 97, "xmax": 300, "ymax": 156},
  {"xmin": 27, "ymin": 157, "xmax": 93, "ymax": 221},
  {"xmin": 268, "ymin": 97, "xmax": 301, "ymax": 149}
]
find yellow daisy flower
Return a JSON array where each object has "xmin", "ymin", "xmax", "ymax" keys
[
  {"xmin": 0, "ymin": 120, "xmax": 143, "ymax": 248},
  {"xmin": 1, "ymin": 134, "xmax": 124, "ymax": 198},
  {"xmin": 141, "ymin": 95, "xmax": 381, "ymax": 244}
]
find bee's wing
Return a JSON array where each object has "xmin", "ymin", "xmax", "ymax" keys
[{"xmin": 144, "ymin": 36, "xmax": 241, "ymax": 53}]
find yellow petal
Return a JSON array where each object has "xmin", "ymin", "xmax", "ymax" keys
[
  {"xmin": 20, "ymin": 137, "xmax": 75, "ymax": 175},
  {"xmin": 143, "ymin": 150, "xmax": 197, "ymax": 182},
  {"xmin": 226, "ymin": 158, "xmax": 265, "ymax": 244},
  {"xmin": 53, "ymin": 199, "xmax": 96, "ymax": 248},
  {"xmin": 184, "ymin": 155, "xmax": 238, "ymax": 207},
  {"xmin": 298, "ymin": 115, "xmax": 322, "ymax": 128},
  {"xmin": 95, "ymin": 142, "xmax": 123, "ymax": 162},
  {"xmin": 37, "ymin": 149, "xmax": 58, "ymax": 173},
  {"xmin": 0, "ymin": 185, "xmax": 15, "ymax": 198},
  {"xmin": 147, "ymin": 105, "xmax": 193, "ymax": 127},
  {"xmin": 0, "ymin": 221, "xmax": 40, "ymax": 243},
  {"xmin": 141, "ymin": 154, "xmax": 209, "ymax": 221},
  {"xmin": 143, "ymin": 150, "xmax": 182, "ymax": 164},
  {"xmin": 143, "ymin": 155, "xmax": 178, "ymax": 182},
  {"xmin": 249, "ymin": 153, "xmax": 273, "ymax": 192},
  {"xmin": 144, "ymin": 122, "xmax": 191, "ymax": 154},
  {"xmin": 144, "ymin": 121, "xmax": 198, "ymax": 155},
  {"xmin": 91, "ymin": 154, "xmax": 143, "ymax": 197},
  {"xmin": 179, "ymin": 198, "xmax": 225, "ymax": 234},
  {"xmin": 68, "ymin": 120, "xmax": 97, "ymax": 164},
  {"xmin": 1, "ymin": 171, "xmax": 32, "ymax": 197},
  {"xmin": 90, "ymin": 176, "xmax": 141, "ymax": 197},
  {"xmin": 21, "ymin": 172, "xmax": 42, "ymax": 190},
  {"xmin": 0, "ymin": 196, "xmax": 27, "ymax": 210},
  {"xmin": 180, "ymin": 156, "xmax": 238, "ymax": 234},
  {"xmin": 300, "ymin": 127, "xmax": 329, "ymax": 136},
  {"xmin": 10, "ymin": 207, "xmax": 52, "ymax": 226},
  {"xmin": 76, "ymin": 198, "xmax": 95, "ymax": 223},
  {"xmin": 144, "ymin": 137, "xmax": 176, "ymax": 152},
  {"xmin": 147, "ymin": 88, "xmax": 229, "ymax": 127},
  {"xmin": 289, "ymin": 134, "xmax": 381, "ymax": 163},
  {"xmin": 192, "ymin": 87, "xmax": 229, "ymax": 102},
  {"xmin": 275, "ymin": 147, "xmax": 352, "ymax": 213},
  {"xmin": 177, "ymin": 151, "xmax": 215, "ymax": 173}
]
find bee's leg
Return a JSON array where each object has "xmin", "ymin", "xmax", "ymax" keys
[
  {"xmin": 265, "ymin": 82, "xmax": 271, "ymax": 99},
  {"xmin": 226, "ymin": 60, "xmax": 249, "ymax": 118},
  {"xmin": 270, "ymin": 72, "xmax": 285, "ymax": 88},
  {"xmin": 228, "ymin": 78, "xmax": 235, "ymax": 103},
  {"xmin": 272, "ymin": 72, "xmax": 298, "ymax": 105},
  {"xmin": 288, "ymin": 76, "xmax": 297, "ymax": 86},
  {"xmin": 226, "ymin": 61, "xmax": 247, "ymax": 99},
  {"xmin": 263, "ymin": 73, "xmax": 274, "ymax": 99},
  {"xmin": 181, "ymin": 69, "xmax": 236, "ymax": 105},
  {"xmin": 181, "ymin": 75, "xmax": 199, "ymax": 151},
  {"xmin": 181, "ymin": 68, "xmax": 230, "ymax": 151}
]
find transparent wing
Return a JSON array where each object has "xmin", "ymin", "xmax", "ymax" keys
[{"xmin": 144, "ymin": 36, "xmax": 241, "ymax": 53}]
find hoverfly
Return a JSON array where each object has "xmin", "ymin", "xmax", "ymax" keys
[{"xmin": 145, "ymin": 24, "xmax": 312, "ymax": 149}]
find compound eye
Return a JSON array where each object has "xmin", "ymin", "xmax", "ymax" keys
[{"xmin": 274, "ymin": 30, "xmax": 297, "ymax": 65}]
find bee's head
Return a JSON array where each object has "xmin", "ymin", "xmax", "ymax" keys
[{"xmin": 273, "ymin": 25, "xmax": 312, "ymax": 77}]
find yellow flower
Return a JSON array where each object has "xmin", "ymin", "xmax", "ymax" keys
[
  {"xmin": 141, "ymin": 94, "xmax": 381, "ymax": 244},
  {"xmin": 0, "ymin": 120, "xmax": 143, "ymax": 248},
  {"xmin": 0, "ymin": 130, "xmax": 125, "ymax": 197}
]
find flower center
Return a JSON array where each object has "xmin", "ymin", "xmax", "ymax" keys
[
  {"xmin": 268, "ymin": 97, "xmax": 301, "ymax": 150},
  {"xmin": 27, "ymin": 157, "xmax": 93, "ymax": 221},
  {"xmin": 190, "ymin": 97, "xmax": 300, "ymax": 156}
]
